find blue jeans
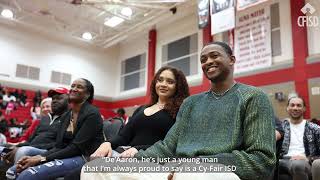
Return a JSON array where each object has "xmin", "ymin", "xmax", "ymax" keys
[
  {"xmin": 15, "ymin": 146, "xmax": 47, "ymax": 163},
  {"xmin": 7, "ymin": 146, "xmax": 47, "ymax": 179},
  {"xmin": 15, "ymin": 156, "xmax": 85, "ymax": 180}
]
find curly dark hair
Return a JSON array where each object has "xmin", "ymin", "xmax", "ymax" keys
[{"xmin": 148, "ymin": 66, "xmax": 189, "ymax": 119}]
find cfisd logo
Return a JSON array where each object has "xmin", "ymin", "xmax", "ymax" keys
[
  {"xmin": 297, "ymin": 3, "xmax": 319, "ymax": 27},
  {"xmin": 301, "ymin": 3, "xmax": 316, "ymax": 14}
]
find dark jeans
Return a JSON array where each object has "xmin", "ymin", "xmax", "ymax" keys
[
  {"xmin": 8, "ymin": 156, "xmax": 85, "ymax": 180},
  {"xmin": 279, "ymin": 159, "xmax": 311, "ymax": 180}
]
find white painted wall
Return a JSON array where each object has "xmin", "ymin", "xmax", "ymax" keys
[
  {"xmin": 307, "ymin": 0, "xmax": 320, "ymax": 56},
  {"xmin": 0, "ymin": 6, "xmax": 203, "ymax": 102},
  {"xmin": 113, "ymin": 6, "xmax": 203, "ymax": 100},
  {"xmin": 156, "ymin": 11, "xmax": 203, "ymax": 87},
  {"xmin": 0, "ymin": 23, "xmax": 118, "ymax": 100},
  {"xmin": 114, "ymin": 33, "xmax": 149, "ymax": 100},
  {"xmin": 0, "ymin": 0, "xmax": 302, "ymax": 102},
  {"xmin": 276, "ymin": 0, "xmax": 294, "ymax": 64}
]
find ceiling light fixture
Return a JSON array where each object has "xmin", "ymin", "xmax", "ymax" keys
[
  {"xmin": 121, "ymin": 7, "xmax": 133, "ymax": 17},
  {"xmin": 104, "ymin": 16, "xmax": 124, "ymax": 27},
  {"xmin": 82, "ymin": 32, "xmax": 93, "ymax": 40},
  {"xmin": 1, "ymin": 9, "xmax": 14, "ymax": 19}
]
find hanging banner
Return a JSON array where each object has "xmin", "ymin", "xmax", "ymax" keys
[
  {"xmin": 237, "ymin": 0, "xmax": 269, "ymax": 11},
  {"xmin": 234, "ymin": 7, "xmax": 272, "ymax": 74},
  {"xmin": 210, "ymin": 0, "xmax": 235, "ymax": 35},
  {"xmin": 198, "ymin": 0, "xmax": 210, "ymax": 29}
]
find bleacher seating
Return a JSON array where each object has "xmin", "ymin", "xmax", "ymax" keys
[
  {"xmin": 1, "ymin": 88, "xmax": 41, "ymax": 142},
  {"xmin": 1, "ymin": 86, "xmax": 119, "ymax": 143}
]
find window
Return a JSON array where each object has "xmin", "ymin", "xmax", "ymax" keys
[
  {"xmin": 162, "ymin": 33, "xmax": 198, "ymax": 76},
  {"xmin": 51, "ymin": 71, "xmax": 72, "ymax": 85},
  {"xmin": 120, "ymin": 53, "xmax": 146, "ymax": 91},
  {"xmin": 16, "ymin": 64, "xmax": 40, "ymax": 80},
  {"xmin": 271, "ymin": 3, "xmax": 281, "ymax": 56}
]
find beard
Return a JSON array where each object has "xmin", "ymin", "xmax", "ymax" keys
[
  {"xmin": 52, "ymin": 103, "xmax": 68, "ymax": 116},
  {"xmin": 290, "ymin": 113, "xmax": 303, "ymax": 121}
]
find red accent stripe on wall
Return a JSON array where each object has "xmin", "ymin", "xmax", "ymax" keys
[
  {"xmin": 290, "ymin": 0, "xmax": 310, "ymax": 118},
  {"xmin": 235, "ymin": 68, "xmax": 295, "ymax": 86},
  {"xmin": 307, "ymin": 62, "xmax": 320, "ymax": 79},
  {"xmin": 92, "ymin": 100, "xmax": 112, "ymax": 109},
  {"xmin": 202, "ymin": 14, "xmax": 213, "ymax": 91},
  {"xmin": 106, "ymin": 96, "xmax": 148, "ymax": 109},
  {"xmin": 146, "ymin": 29, "xmax": 157, "ymax": 98}
]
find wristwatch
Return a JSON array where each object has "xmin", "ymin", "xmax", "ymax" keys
[{"xmin": 40, "ymin": 156, "xmax": 46, "ymax": 163}]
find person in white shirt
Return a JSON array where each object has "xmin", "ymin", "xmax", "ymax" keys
[
  {"xmin": 2, "ymin": 91, "xmax": 16, "ymax": 108},
  {"xmin": 279, "ymin": 96, "xmax": 320, "ymax": 180}
]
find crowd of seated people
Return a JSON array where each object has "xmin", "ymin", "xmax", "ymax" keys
[
  {"xmin": 0, "ymin": 85, "xmax": 50, "ymax": 146},
  {"xmin": 0, "ymin": 43, "xmax": 319, "ymax": 180},
  {"xmin": 4, "ymin": 88, "xmax": 318, "ymax": 180},
  {"xmin": 80, "ymin": 42, "xmax": 277, "ymax": 180},
  {"xmin": 0, "ymin": 86, "xmax": 29, "ymax": 111},
  {"xmin": 17, "ymin": 79, "xmax": 101, "ymax": 180},
  {"xmin": 0, "ymin": 66, "xmax": 190, "ymax": 180},
  {"xmin": 0, "ymin": 86, "xmax": 30, "ymax": 133},
  {"xmin": 0, "ymin": 116, "xmax": 31, "ymax": 144},
  {"xmin": 0, "ymin": 42, "xmax": 276, "ymax": 180},
  {"xmin": 84, "ymin": 42, "xmax": 320, "ymax": 180},
  {"xmin": 4, "ymin": 87, "xmax": 69, "ymax": 179}
]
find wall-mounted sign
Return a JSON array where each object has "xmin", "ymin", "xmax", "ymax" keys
[
  {"xmin": 234, "ymin": 7, "xmax": 272, "ymax": 74},
  {"xmin": 210, "ymin": 0, "xmax": 235, "ymax": 35},
  {"xmin": 198, "ymin": 0, "xmax": 210, "ymax": 29}
]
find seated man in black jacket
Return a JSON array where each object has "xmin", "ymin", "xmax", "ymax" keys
[
  {"xmin": 4, "ymin": 87, "xmax": 69, "ymax": 165},
  {"xmin": 11, "ymin": 78, "xmax": 103, "ymax": 180}
]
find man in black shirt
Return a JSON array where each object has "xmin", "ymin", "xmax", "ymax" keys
[{"xmin": 4, "ymin": 87, "xmax": 69, "ymax": 164}]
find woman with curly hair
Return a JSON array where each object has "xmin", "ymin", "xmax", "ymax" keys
[{"xmin": 90, "ymin": 66, "xmax": 189, "ymax": 158}]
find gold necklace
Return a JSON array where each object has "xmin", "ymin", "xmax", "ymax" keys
[{"xmin": 211, "ymin": 82, "xmax": 237, "ymax": 100}]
